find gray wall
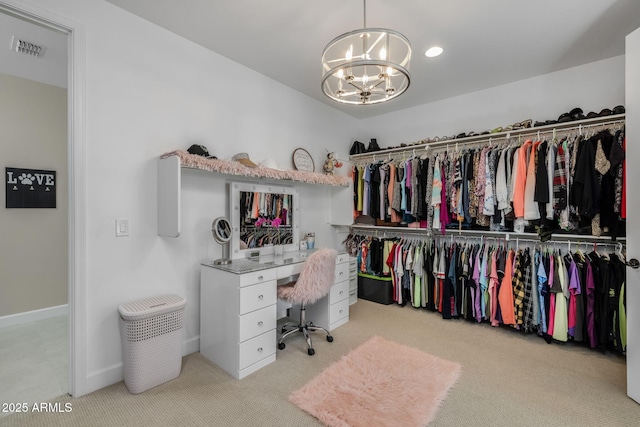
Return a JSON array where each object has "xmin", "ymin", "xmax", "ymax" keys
[{"xmin": 0, "ymin": 72, "xmax": 68, "ymax": 316}]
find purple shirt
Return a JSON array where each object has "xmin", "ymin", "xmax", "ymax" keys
[{"xmin": 586, "ymin": 262, "xmax": 597, "ymax": 348}]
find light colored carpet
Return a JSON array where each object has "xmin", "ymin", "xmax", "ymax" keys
[
  {"xmin": 1, "ymin": 299, "xmax": 638, "ymax": 427},
  {"xmin": 290, "ymin": 335, "xmax": 461, "ymax": 426}
]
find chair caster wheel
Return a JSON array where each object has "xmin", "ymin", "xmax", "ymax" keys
[
  {"xmin": 307, "ymin": 348, "xmax": 315, "ymax": 356},
  {"xmin": 278, "ymin": 342, "xmax": 286, "ymax": 350},
  {"xmin": 327, "ymin": 335, "xmax": 334, "ymax": 342}
]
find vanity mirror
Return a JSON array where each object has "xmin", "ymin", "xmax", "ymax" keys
[{"xmin": 229, "ymin": 182, "xmax": 299, "ymax": 259}]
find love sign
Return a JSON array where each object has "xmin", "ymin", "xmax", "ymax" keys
[{"xmin": 5, "ymin": 167, "xmax": 56, "ymax": 208}]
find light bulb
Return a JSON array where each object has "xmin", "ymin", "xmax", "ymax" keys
[
  {"xmin": 346, "ymin": 45, "xmax": 353, "ymax": 61},
  {"xmin": 336, "ymin": 69, "xmax": 344, "ymax": 79},
  {"xmin": 379, "ymin": 47, "xmax": 386, "ymax": 60}
]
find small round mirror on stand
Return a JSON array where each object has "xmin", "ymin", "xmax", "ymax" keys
[{"xmin": 212, "ymin": 217, "xmax": 232, "ymax": 265}]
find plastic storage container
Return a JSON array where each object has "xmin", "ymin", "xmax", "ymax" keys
[
  {"xmin": 357, "ymin": 273, "xmax": 394, "ymax": 305},
  {"xmin": 118, "ymin": 294, "xmax": 186, "ymax": 394}
]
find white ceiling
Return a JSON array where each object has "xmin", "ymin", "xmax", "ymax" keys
[
  {"xmin": 3, "ymin": 1, "xmax": 640, "ymax": 119},
  {"xmin": 102, "ymin": 0, "xmax": 640, "ymax": 119},
  {"xmin": 0, "ymin": 11, "xmax": 67, "ymax": 88}
]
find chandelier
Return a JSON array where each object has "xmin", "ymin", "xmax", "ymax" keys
[{"xmin": 321, "ymin": 0, "xmax": 412, "ymax": 105}]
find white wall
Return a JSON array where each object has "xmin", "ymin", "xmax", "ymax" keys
[
  {"xmin": 357, "ymin": 56, "xmax": 625, "ymax": 146},
  {"xmin": 0, "ymin": 73, "xmax": 68, "ymax": 317},
  {"xmin": 14, "ymin": 0, "xmax": 358, "ymax": 395},
  {"xmin": 10, "ymin": 0, "xmax": 628, "ymax": 397}
]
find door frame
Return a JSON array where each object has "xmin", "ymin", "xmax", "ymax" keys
[
  {"xmin": 0, "ymin": 0, "xmax": 87, "ymax": 397},
  {"xmin": 625, "ymin": 26, "xmax": 640, "ymax": 404}
]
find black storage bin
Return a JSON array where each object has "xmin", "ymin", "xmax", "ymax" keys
[{"xmin": 357, "ymin": 273, "xmax": 393, "ymax": 305}]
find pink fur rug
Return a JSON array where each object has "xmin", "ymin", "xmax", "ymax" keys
[{"xmin": 289, "ymin": 336, "xmax": 461, "ymax": 427}]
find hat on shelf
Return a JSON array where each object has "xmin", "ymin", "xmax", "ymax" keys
[
  {"xmin": 187, "ymin": 144, "xmax": 217, "ymax": 159},
  {"xmin": 612, "ymin": 105, "xmax": 625, "ymax": 115},
  {"xmin": 569, "ymin": 107, "xmax": 584, "ymax": 121},
  {"xmin": 232, "ymin": 152, "xmax": 258, "ymax": 168},
  {"xmin": 259, "ymin": 158, "xmax": 283, "ymax": 170}
]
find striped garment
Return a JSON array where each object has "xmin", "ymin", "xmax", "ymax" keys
[
  {"xmin": 512, "ymin": 251, "xmax": 525, "ymax": 325},
  {"xmin": 553, "ymin": 144, "xmax": 567, "ymax": 213},
  {"xmin": 520, "ymin": 249, "xmax": 534, "ymax": 332}
]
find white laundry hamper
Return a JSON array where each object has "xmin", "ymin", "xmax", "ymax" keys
[{"xmin": 118, "ymin": 294, "xmax": 186, "ymax": 394}]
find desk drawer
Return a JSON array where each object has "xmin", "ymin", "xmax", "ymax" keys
[
  {"xmin": 239, "ymin": 269, "xmax": 277, "ymax": 288},
  {"xmin": 330, "ymin": 280, "xmax": 350, "ymax": 304},
  {"xmin": 277, "ymin": 263, "xmax": 304, "ymax": 279},
  {"xmin": 239, "ymin": 304, "xmax": 276, "ymax": 342},
  {"xmin": 336, "ymin": 253, "xmax": 350, "ymax": 265},
  {"xmin": 239, "ymin": 330, "xmax": 276, "ymax": 370},
  {"xmin": 330, "ymin": 298, "xmax": 349, "ymax": 323},
  {"xmin": 334, "ymin": 261, "xmax": 349, "ymax": 283},
  {"xmin": 240, "ymin": 281, "xmax": 276, "ymax": 315}
]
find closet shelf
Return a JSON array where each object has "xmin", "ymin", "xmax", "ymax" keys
[
  {"xmin": 162, "ymin": 150, "xmax": 351, "ymax": 187},
  {"xmin": 158, "ymin": 152, "xmax": 353, "ymax": 237},
  {"xmin": 349, "ymin": 114, "xmax": 625, "ymax": 163},
  {"xmin": 349, "ymin": 224, "xmax": 625, "ymax": 245}
]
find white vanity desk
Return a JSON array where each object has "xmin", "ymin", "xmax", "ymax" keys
[{"xmin": 200, "ymin": 250, "xmax": 350, "ymax": 379}]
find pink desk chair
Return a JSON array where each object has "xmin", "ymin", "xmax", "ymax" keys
[{"xmin": 277, "ymin": 248, "xmax": 337, "ymax": 355}]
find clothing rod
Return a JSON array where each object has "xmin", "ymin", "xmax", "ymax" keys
[
  {"xmin": 349, "ymin": 225, "xmax": 625, "ymax": 246},
  {"xmin": 440, "ymin": 228, "xmax": 625, "ymax": 243},
  {"xmin": 349, "ymin": 224, "xmax": 626, "ymax": 243},
  {"xmin": 348, "ymin": 226, "xmax": 432, "ymax": 239},
  {"xmin": 349, "ymin": 230, "xmax": 624, "ymax": 249},
  {"xmin": 349, "ymin": 114, "xmax": 625, "ymax": 163},
  {"xmin": 442, "ymin": 234, "xmax": 623, "ymax": 248}
]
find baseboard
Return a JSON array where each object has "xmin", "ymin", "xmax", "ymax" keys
[
  {"xmin": 86, "ymin": 363, "xmax": 123, "ymax": 395},
  {"xmin": 183, "ymin": 335, "xmax": 199, "ymax": 356},
  {"xmin": 0, "ymin": 304, "xmax": 68, "ymax": 329},
  {"xmin": 85, "ymin": 335, "xmax": 201, "ymax": 394}
]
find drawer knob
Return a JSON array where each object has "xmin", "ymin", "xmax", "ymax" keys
[
  {"xmin": 339, "ymin": 309, "xmax": 343, "ymax": 314},
  {"xmin": 339, "ymin": 272, "xmax": 343, "ymax": 276},
  {"xmin": 258, "ymin": 294, "xmax": 264, "ymax": 300},
  {"xmin": 339, "ymin": 291, "xmax": 344, "ymax": 295},
  {"xmin": 258, "ymin": 321, "xmax": 263, "ymax": 326},
  {"xmin": 258, "ymin": 275, "xmax": 264, "ymax": 281},
  {"xmin": 257, "ymin": 347, "xmax": 263, "ymax": 352}
]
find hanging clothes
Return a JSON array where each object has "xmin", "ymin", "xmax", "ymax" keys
[{"xmin": 351, "ymin": 124, "xmax": 625, "ymax": 240}]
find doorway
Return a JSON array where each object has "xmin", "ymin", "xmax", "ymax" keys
[
  {"xmin": 0, "ymin": 0, "xmax": 85, "ymax": 404},
  {"xmin": 0, "ymin": 9, "xmax": 69, "ymax": 414}
]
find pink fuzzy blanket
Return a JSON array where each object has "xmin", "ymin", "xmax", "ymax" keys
[{"xmin": 161, "ymin": 150, "xmax": 350, "ymax": 187}]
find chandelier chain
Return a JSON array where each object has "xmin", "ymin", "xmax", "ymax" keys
[{"xmin": 363, "ymin": 0, "xmax": 366, "ymax": 28}]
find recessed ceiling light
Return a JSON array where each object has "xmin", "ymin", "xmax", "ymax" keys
[{"xmin": 425, "ymin": 46, "xmax": 443, "ymax": 58}]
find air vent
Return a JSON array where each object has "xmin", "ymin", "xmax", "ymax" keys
[{"xmin": 10, "ymin": 36, "xmax": 46, "ymax": 57}]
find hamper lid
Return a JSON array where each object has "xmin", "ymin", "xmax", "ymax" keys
[{"xmin": 118, "ymin": 294, "xmax": 186, "ymax": 321}]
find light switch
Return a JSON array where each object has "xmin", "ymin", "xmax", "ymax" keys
[{"xmin": 116, "ymin": 219, "xmax": 129, "ymax": 237}]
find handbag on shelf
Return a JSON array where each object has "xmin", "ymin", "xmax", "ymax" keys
[
  {"xmin": 367, "ymin": 138, "xmax": 381, "ymax": 152},
  {"xmin": 349, "ymin": 140, "xmax": 366, "ymax": 155}
]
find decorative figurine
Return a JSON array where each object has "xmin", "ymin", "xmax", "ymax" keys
[{"xmin": 323, "ymin": 152, "xmax": 342, "ymax": 175}]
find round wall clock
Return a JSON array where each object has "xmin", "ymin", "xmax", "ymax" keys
[{"xmin": 292, "ymin": 148, "xmax": 314, "ymax": 172}]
